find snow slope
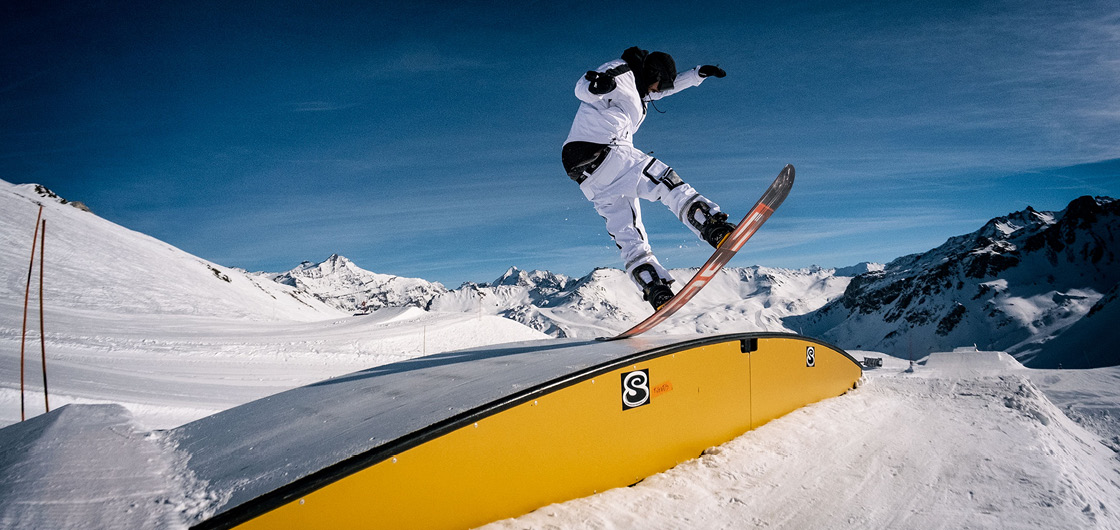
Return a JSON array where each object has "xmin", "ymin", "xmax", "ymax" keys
[
  {"xmin": 0, "ymin": 182, "xmax": 342, "ymax": 322},
  {"xmin": 0, "ymin": 306, "xmax": 548, "ymax": 429},
  {"xmin": 0, "ymin": 180, "xmax": 547, "ymax": 429},
  {"xmin": 0, "ymin": 405, "xmax": 200, "ymax": 529},
  {"xmin": 1017, "ymin": 282, "xmax": 1120, "ymax": 369}
]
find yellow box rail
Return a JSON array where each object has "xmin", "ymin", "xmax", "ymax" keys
[{"xmin": 191, "ymin": 333, "xmax": 861, "ymax": 530}]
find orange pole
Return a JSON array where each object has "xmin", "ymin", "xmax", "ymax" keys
[
  {"xmin": 20, "ymin": 205, "xmax": 43, "ymax": 421},
  {"xmin": 40, "ymin": 219, "xmax": 49, "ymax": 413}
]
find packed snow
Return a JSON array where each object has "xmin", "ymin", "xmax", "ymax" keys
[{"xmin": 2, "ymin": 179, "xmax": 1119, "ymax": 528}]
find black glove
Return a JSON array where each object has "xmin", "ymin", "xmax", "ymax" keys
[
  {"xmin": 698, "ymin": 65, "xmax": 726, "ymax": 78},
  {"xmin": 585, "ymin": 70, "xmax": 617, "ymax": 95}
]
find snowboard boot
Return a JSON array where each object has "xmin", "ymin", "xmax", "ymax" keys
[
  {"xmin": 688, "ymin": 202, "xmax": 737, "ymax": 249},
  {"xmin": 643, "ymin": 280, "xmax": 675, "ymax": 311},
  {"xmin": 632, "ymin": 263, "xmax": 675, "ymax": 310}
]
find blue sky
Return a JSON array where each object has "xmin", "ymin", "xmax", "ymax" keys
[{"xmin": 4, "ymin": 1, "xmax": 1119, "ymax": 287}]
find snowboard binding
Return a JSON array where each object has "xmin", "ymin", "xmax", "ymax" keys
[
  {"xmin": 688, "ymin": 202, "xmax": 737, "ymax": 249},
  {"xmin": 643, "ymin": 281, "xmax": 674, "ymax": 311},
  {"xmin": 632, "ymin": 264, "xmax": 675, "ymax": 310}
]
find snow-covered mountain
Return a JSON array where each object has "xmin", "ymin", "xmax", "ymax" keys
[
  {"xmin": 441, "ymin": 264, "xmax": 853, "ymax": 339},
  {"xmin": 276, "ymin": 259, "xmax": 855, "ymax": 339},
  {"xmin": 265, "ymin": 254, "xmax": 448, "ymax": 313},
  {"xmin": 788, "ymin": 195, "xmax": 1120, "ymax": 368},
  {"xmin": 268, "ymin": 196, "xmax": 1119, "ymax": 368}
]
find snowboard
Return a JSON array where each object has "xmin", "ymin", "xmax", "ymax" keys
[{"xmin": 603, "ymin": 164, "xmax": 795, "ymax": 341}]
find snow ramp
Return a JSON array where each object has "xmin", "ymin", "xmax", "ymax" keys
[
  {"xmin": 923, "ymin": 349, "xmax": 1025, "ymax": 376},
  {"xmin": 178, "ymin": 332, "xmax": 861, "ymax": 529}
]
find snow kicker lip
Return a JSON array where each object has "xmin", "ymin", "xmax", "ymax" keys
[{"xmin": 185, "ymin": 332, "xmax": 861, "ymax": 530}]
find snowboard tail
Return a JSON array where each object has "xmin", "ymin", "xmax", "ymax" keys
[{"xmin": 604, "ymin": 164, "xmax": 795, "ymax": 341}]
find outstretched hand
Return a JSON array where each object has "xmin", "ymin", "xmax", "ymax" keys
[{"xmin": 699, "ymin": 65, "xmax": 726, "ymax": 78}]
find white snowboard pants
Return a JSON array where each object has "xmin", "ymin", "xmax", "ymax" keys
[{"xmin": 578, "ymin": 144, "xmax": 722, "ymax": 289}]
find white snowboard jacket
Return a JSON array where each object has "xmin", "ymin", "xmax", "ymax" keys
[{"xmin": 565, "ymin": 59, "xmax": 706, "ymax": 148}]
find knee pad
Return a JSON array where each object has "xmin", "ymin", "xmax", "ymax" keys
[
  {"xmin": 686, "ymin": 200, "xmax": 713, "ymax": 232},
  {"xmin": 642, "ymin": 158, "xmax": 683, "ymax": 190}
]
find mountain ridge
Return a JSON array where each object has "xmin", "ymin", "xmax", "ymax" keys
[
  {"xmin": 786, "ymin": 195, "xmax": 1119, "ymax": 367},
  {"xmin": 269, "ymin": 196, "xmax": 1118, "ymax": 367}
]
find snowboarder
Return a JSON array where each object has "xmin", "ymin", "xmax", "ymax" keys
[{"xmin": 562, "ymin": 46, "xmax": 731, "ymax": 310}]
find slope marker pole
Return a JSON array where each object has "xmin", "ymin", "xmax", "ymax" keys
[
  {"xmin": 39, "ymin": 219, "xmax": 49, "ymax": 413},
  {"xmin": 20, "ymin": 205, "xmax": 43, "ymax": 422}
]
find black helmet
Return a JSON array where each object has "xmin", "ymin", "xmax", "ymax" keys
[{"xmin": 644, "ymin": 51, "xmax": 676, "ymax": 91}]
